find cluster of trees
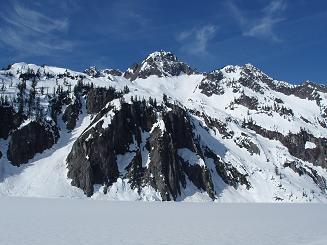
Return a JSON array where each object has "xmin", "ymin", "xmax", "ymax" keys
[
  {"xmin": 0, "ymin": 94, "xmax": 11, "ymax": 106},
  {"xmin": 241, "ymin": 116, "xmax": 254, "ymax": 128},
  {"xmin": 0, "ymin": 66, "xmax": 93, "ymax": 124},
  {"xmin": 16, "ymin": 74, "xmax": 44, "ymax": 121},
  {"xmin": 0, "ymin": 79, "xmax": 9, "ymax": 106},
  {"xmin": 57, "ymin": 69, "xmax": 85, "ymax": 80},
  {"xmin": 9, "ymin": 70, "xmax": 176, "ymax": 124},
  {"xmin": 17, "ymin": 79, "xmax": 26, "ymax": 116},
  {"xmin": 50, "ymin": 78, "xmax": 95, "ymax": 123},
  {"xmin": 18, "ymin": 67, "xmax": 41, "ymax": 81},
  {"xmin": 48, "ymin": 82, "xmax": 77, "ymax": 123},
  {"xmin": 127, "ymin": 94, "xmax": 167, "ymax": 108},
  {"xmin": 260, "ymin": 103, "xmax": 294, "ymax": 117},
  {"xmin": 274, "ymin": 103, "xmax": 294, "ymax": 117},
  {"xmin": 1, "ymin": 79, "xmax": 6, "ymax": 91}
]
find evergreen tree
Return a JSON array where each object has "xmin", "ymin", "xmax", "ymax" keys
[
  {"xmin": 35, "ymin": 96, "xmax": 43, "ymax": 121},
  {"xmin": 17, "ymin": 80, "xmax": 26, "ymax": 116},
  {"xmin": 123, "ymin": 85, "xmax": 130, "ymax": 94},
  {"xmin": 163, "ymin": 93, "xmax": 168, "ymax": 103},
  {"xmin": 28, "ymin": 76, "xmax": 38, "ymax": 116},
  {"xmin": 119, "ymin": 96, "xmax": 125, "ymax": 105},
  {"xmin": 4, "ymin": 95, "xmax": 9, "ymax": 106},
  {"xmin": 0, "ymin": 79, "xmax": 6, "ymax": 91}
]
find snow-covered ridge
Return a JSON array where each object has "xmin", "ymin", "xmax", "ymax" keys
[
  {"xmin": 4, "ymin": 62, "xmax": 84, "ymax": 78},
  {"xmin": 0, "ymin": 51, "xmax": 326, "ymax": 202}
]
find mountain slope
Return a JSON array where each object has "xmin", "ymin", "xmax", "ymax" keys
[{"xmin": 0, "ymin": 51, "xmax": 326, "ymax": 202}]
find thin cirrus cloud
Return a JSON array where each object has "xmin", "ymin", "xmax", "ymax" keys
[
  {"xmin": 177, "ymin": 25, "xmax": 217, "ymax": 57},
  {"xmin": 227, "ymin": 0, "xmax": 287, "ymax": 42},
  {"xmin": 0, "ymin": 1, "xmax": 74, "ymax": 57},
  {"xmin": 88, "ymin": 0, "xmax": 151, "ymax": 40}
]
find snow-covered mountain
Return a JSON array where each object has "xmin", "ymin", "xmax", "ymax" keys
[{"xmin": 0, "ymin": 51, "xmax": 326, "ymax": 202}]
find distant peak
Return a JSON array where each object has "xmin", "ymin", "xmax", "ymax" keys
[
  {"xmin": 84, "ymin": 66, "xmax": 101, "ymax": 78},
  {"xmin": 84, "ymin": 66, "xmax": 123, "ymax": 78}
]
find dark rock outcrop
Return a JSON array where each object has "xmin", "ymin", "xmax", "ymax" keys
[
  {"xmin": 7, "ymin": 121, "xmax": 59, "ymax": 166},
  {"xmin": 239, "ymin": 64, "xmax": 266, "ymax": 94},
  {"xmin": 244, "ymin": 121, "xmax": 327, "ymax": 168},
  {"xmin": 234, "ymin": 133, "xmax": 260, "ymax": 155},
  {"xmin": 67, "ymin": 101, "xmax": 158, "ymax": 196},
  {"xmin": 62, "ymin": 98, "xmax": 82, "ymax": 130},
  {"xmin": 102, "ymin": 69, "xmax": 123, "ymax": 77},
  {"xmin": 66, "ymin": 101, "xmax": 164, "ymax": 197},
  {"xmin": 199, "ymin": 71, "xmax": 225, "ymax": 96},
  {"xmin": 233, "ymin": 93, "xmax": 259, "ymax": 110},
  {"xmin": 145, "ymin": 105, "xmax": 217, "ymax": 200},
  {"xmin": 284, "ymin": 161, "xmax": 326, "ymax": 191},
  {"xmin": 0, "ymin": 106, "xmax": 21, "ymax": 139},
  {"xmin": 67, "ymin": 101, "xmax": 250, "ymax": 199},
  {"xmin": 84, "ymin": 66, "xmax": 102, "ymax": 78},
  {"xmin": 201, "ymin": 113, "xmax": 234, "ymax": 139}
]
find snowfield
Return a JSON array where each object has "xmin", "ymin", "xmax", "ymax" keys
[{"xmin": 0, "ymin": 197, "xmax": 326, "ymax": 245}]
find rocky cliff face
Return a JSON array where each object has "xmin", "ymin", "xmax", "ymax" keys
[
  {"xmin": 67, "ymin": 101, "xmax": 249, "ymax": 200},
  {"xmin": 0, "ymin": 106, "xmax": 21, "ymax": 139}
]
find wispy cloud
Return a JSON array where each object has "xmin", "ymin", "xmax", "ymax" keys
[
  {"xmin": 0, "ymin": 1, "xmax": 74, "ymax": 56},
  {"xmin": 227, "ymin": 0, "xmax": 286, "ymax": 42},
  {"xmin": 177, "ymin": 25, "xmax": 217, "ymax": 56},
  {"xmin": 92, "ymin": 0, "xmax": 151, "ymax": 40}
]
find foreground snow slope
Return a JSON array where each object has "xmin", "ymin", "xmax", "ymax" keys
[{"xmin": 0, "ymin": 197, "xmax": 326, "ymax": 245}]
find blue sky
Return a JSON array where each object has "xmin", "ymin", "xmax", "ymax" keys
[{"xmin": 0, "ymin": 0, "xmax": 326, "ymax": 84}]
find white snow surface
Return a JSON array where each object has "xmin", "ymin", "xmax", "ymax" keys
[
  {"xmin": 0, "ymin": 197, "xmax": 327, "ymax": 245},
  {"xmin": 178, "ymin": 148, "xmax": 206, "ymax": 166},
  {"xmin": 305, "ymin": 141, "xmax": 316, "ymax": 149}
]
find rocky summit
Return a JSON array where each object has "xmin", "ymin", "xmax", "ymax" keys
[{"xmin": 0, "ymin": 51, "xmax": 326, "ymax": 202}]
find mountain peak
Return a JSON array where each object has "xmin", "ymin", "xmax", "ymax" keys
[
  {"xmin": 242, "ymin": 63, "xmax": 264, "ymax": 74},
  {"xmin": 124, "ymin": 50, "xmax": 196, "ymax": 81},
  {"xmin": 145, "ymin": 50, "xmax": 178, "ymax": 63}
]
